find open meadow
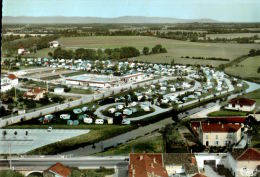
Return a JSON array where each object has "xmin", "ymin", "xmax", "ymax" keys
[
  {"xmin": 26, "ymin": 36, "xmax": 260, "ymax": 66},
  {"xmin": 225, "ymin": 56, "xmax": 260, "ymax": 83}
]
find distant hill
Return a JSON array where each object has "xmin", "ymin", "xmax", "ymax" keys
[{"xmin": 2, "ymin": 16, "xmax": 219, "ymax": 24}]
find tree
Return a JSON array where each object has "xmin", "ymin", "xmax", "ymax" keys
[
  {"xmin": 152, "ymin": 44, "xmax": 162, "ymax": 54},
  {"xmin": 48, "ymin": 52, "xmax": 53, "ymax": 58},
  {"xmin": 142, "ymin": 47, "xmax": 149, "ymax": 55},
  {"xmin": 249, "ymin": 49, "xmax": 256, "ymax": 56},
  {"xmin": 2, "ymin": 130, "xmax": 7, "ymax": 137},
  {"xmin": 25, "ymin": 131, "xmax": 28, "ymax": 136},
  {"xmin": 0, "ymin": 106, "xmax": 7, "ymax": 117},
  {"xmin": 170, "ymin": 58, "xmax": 175, "ymax": 66},
  {"xmin": 14, "ymin": 131, "xmax": 17, "ymax": 135}
]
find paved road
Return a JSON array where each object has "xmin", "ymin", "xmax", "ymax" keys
[{"xmin": 0, "ymin": 156, "xmax": 128, "ymax": 171}]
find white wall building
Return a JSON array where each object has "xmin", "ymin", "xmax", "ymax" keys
[
  {"xmin": 225, "ymin": 97, "xmax": 256, "ymax": 112},
  {"xmin": 197, "ymin": 122, "xmax": 242, "ymax": 147}
]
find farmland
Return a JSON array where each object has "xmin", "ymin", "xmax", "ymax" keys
[
  {"xmin": 31, "ymin": 36, "xmax": 259, "ymax": 66},
  {"xmin": 206, "ymin": 33, "xmax": 260, "ymax": 39},
  {"xmin": 225, "ymin": 56, "xmax": 260, "ymax": 83}
]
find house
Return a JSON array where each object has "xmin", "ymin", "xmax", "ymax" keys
[
  {"xmin": 225, "ymin": 97, "xmax": 256, "ymax": 112},
  {"xmin": 18, "ymin": 47, "xmax": 25, "ymax": 55},
  {"xmin": 129, "ymin": 153, "xmax": 168, "ymax": 177},
  {"xmin": 49, "ymin": 41, "xmax": 60, "ymax": 48},
  {"xmin": 196, "ymin": 122, "xmax": 242, "ymax": 147},
  {"xmin": 43, "ymin": 162, "xmax": 71, "ymax": 177},
  {"xmin": 163, "ymin": 153, "xmax": 198, "ymax": 177},
  {"xmin": 1, "ymin": 74, "xmax": 19, "ymax": 92},
  {"xmin": 54, "ymin": 87, "xmax": 64, "ymax": 94},
  {"xmin": 225, "ymin": 148, "xmax": 260, "ymax": 177},
  {"xmin": 23, "ymin": 87, "xmax": 47, "ymax": 101}
]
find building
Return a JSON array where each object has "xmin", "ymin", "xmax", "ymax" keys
[
  {"xmin": 43, "ymin": 162, "xmax": 71, "ymax": 177},
  {"xmin": 49, "ymin": 41, "xmax": 60, "ymax": 48},
  {"xmin": 54, "ymin": 87, "xmax": 65, "ymax": 94},
  {"xmin": 1, "ymin": 74, "xmax": 19, "ymax": 92},
  {"xmin": 225, "ymin": 97, "xmax": 256, "ymax": 112},
  {"xmin": 18, "ymin": 47, "xmax": 25, "ymax": 55},
  {"xmin": 194, "ymin": 122, "xmax": 242, "ymax": 147},
  {"xmin": 23, "ymin": 87, "xmax": 47, "ymax": 101},
  {"xmin": 65, "ymin": 74, "xmax": 119, "ymax": 88},
  {"xmin": 129, "ymin": 153, "xmax": 168, "ymax": 177},
  {"xmin": 226, "ymin": 148, "xmax": 260, "ymax": 177},
  {"xmin": 121, "ymin": 73, "xmax": 145, "ymax": 83},
  {"xmin": 163, "ymin": 153, "xmax": 198, "ymax": 177}
]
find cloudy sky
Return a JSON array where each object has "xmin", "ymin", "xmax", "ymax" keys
[{"xmin": 3, "ymin": 0, "xmax": 260, "ymax": 22}]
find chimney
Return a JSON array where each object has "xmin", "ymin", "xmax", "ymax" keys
[
  {"xmin": 222, "ymin": 124, "xmax": 224, "ymax": 128},
  {"xmin": 151, "ymin": 163, "xmax": 154, "ymax": 168},
  {"xmin": 219, "ymin": 121, "xmax": 221, "ymax": 125},
  {"xmin": 208, "ymin": 122, "xmax": 210, "ymax": 125},
  {"xmin": 131, "ymin": 164, "xmax": 133, "ymax": 170},
  {"xmin": 140, "ymin": 155, "xmax": 143, "ymax": 160}
]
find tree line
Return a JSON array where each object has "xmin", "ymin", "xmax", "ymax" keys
[
  {"xmin": 50, "ymin": 44, "xmax": 167, "ymax": 60},
  {"xmin": 3, "ymin": 35, "xmax": 59, "ymax": 56}
]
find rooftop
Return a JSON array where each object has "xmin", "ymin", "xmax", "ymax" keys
[
  {"xmin": 229, "ymin": 97, "xmax": 256, "ymax": 106},
  {"xmin": 45, "ymin": 162, "xmax": 71, "ymax": 177},
  {"xmin": 129, "ymin": 153, "xmax": 168, "ymax": 177},
  {"xmin": 236, "ymin": 148, "xmax": 260, "ymax": 161},
  {"xmin": 201, "ymin": 122, "xmax": 241, "ymax": 133}
]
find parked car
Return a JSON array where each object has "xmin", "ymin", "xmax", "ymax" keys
[{"xmin": 95, "ymin": 119, "xmax": 104, "ymax": 124}]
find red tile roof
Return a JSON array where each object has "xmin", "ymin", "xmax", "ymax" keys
[
  {"xmin": 206, "ymin": 117, "xmax": 247, "ymax": 124},
  {"xmin": 192, "ymin": 174, "xmax": 208, "ymax": 177},
  {"xmin": 201, "ymin": 122, "xmax": 241, "ymax": 133},
  {"xmin": 229, "ymin": 97, "xmax": 256, "ymax": 106},
  {"xmin": 32, "ymin": 87, "xmax": 46, "ymax": 94},
  {"xmin": 7, "ymin": 74, "xmax": 17, "ymax": 80},
  {"xmin": 129, "ymin": 153, "xmax": 168, "ymax": 177},
  {"xmin": 46, "ymin": 162, "xmax": 71, "ymax": 177},
  {"xmin": 236, "ymin": 148, "xmax": 260, "ymax": 161}
]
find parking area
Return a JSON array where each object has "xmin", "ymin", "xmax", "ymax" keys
[{"xmin": 0, "ymin": 129, "xmax": 89, "ymax": 154}]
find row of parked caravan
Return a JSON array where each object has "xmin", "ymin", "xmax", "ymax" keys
[{"xmin": 59, "ymin": 113, "xmax": 105, "ymax": 124}]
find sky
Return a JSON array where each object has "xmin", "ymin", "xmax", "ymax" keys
[{"xmin": 3, "ymin": 0, "xmax": 260, "ymax": 22}]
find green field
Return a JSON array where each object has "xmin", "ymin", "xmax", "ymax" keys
[
  {"xmin": 96, "ymin": 135, "xmax": 163, "ymax": 155},
  {"xmin": 207, "ymin": 110, "xmax": 248, "ymax": 117},
  {"xmin": 31, "ymin": 36, "xmax": 259, "ymax": 66},
  {"xmin": 225, "ymin": 56, "xmax": 260, "ymax": 83}
]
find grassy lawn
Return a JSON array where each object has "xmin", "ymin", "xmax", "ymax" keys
[
  {"xmin": 71, "ymin": 167, "xmax": 114, "ymax": 177},
  {"xmin": 207, "ymin": 110, "xmax": 248, "ymax": 117},
  {"xmin": 27, "ymin": 48, "xmax": 56, "ymax": 58},
  {"xmin": 31, "ymin": 36, "xmax": 259, "ymax": 66},
  {"xmin": 96, "ymin": 135, "xmax": 163, "ymax": 155},
  {"xmin": 26, "ymin": 124, "xmax": 136, "ymax": 155},
  {"xmin": 225, "ymin": 56, "xmax": 260, "ymax": 83},
  {"xmin": 69, "ymin": 87, "xmax": 93, "ymax": 94}
]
